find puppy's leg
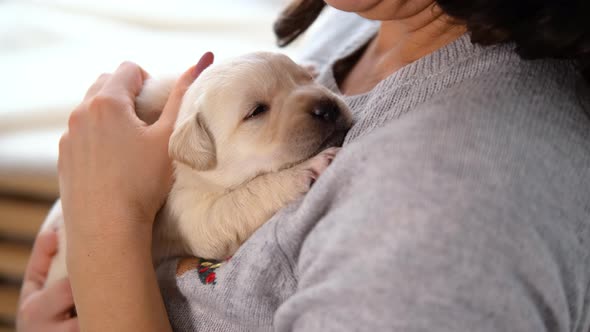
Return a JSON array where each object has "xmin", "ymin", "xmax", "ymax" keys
[
  {"xmin": 302, "ymin": 64, "xmax": 319, "ymax": 79},
  {"xmin": 135, "ymin": 76, "xmax": 177, "ymax": 124},
  {"xmin": 293, "ymin": 147, "xmax": 340, "ymax": 185},
  {"xmin": 197, "ymin": 148, "xmax": 340, "ymax": 259}
]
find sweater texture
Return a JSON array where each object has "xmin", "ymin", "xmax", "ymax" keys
[{"xmin": 157, "ymin": 9, "xmax": 590, "ymax": 332}]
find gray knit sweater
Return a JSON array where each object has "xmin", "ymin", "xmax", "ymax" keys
[{"xmin": 156, "ymin": 9, "xmax": 590, "ymax": 332}]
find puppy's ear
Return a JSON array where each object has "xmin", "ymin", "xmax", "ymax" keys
[{"xmin": 169, "ymin": 113, "xmax": 216, "ymax": 170}]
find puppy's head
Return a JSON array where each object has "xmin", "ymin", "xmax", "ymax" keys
[{"xmin": 170, "ymin": 52, "xmax": 351, "ymax": 184}]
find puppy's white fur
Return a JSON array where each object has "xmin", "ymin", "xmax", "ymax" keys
[{"xmin": 43, "ymin": 52, "xmax": 351, "ymax": 285}]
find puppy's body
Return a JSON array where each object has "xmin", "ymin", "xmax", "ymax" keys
[
  {"xmin": 152, "ymin": 154, "xmax": 333, "ymax": 261},
  {"xmin": 44, "ymin": 52, "xmax": 351, "ymax": 285}
]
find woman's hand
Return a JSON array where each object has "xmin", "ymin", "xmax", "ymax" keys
[
  {"xmin": 16, "ymin": 230, "xmax": 79, "ymax": 332},
  {"xmin": 58, "ymin": 53, "xmax": 214, "ymax": 332},
  {"xmin": 59, "ymin": 52, "xmax": 213, "ymax": 238}
]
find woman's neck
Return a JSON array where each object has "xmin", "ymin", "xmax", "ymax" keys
[{"xmin": 340, "ymin": 5, "xmax": 466, "ymax": 95}]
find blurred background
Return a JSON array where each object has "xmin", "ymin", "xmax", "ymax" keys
[{"xmin": 0, "ymin": 0, "xmax": 306, "ymax": 329}]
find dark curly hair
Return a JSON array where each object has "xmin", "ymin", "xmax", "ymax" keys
[{"xmin": 274, "ymin": 0, "xmax": 590, "ymax": 83}]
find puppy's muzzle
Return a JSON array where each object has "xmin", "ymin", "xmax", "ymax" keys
[
  {"xmin": 308, "ymin": 98, "xmax": 352, "ymax": 151},
  {"xmin": 311, "ymin": 99, "xmax": 342, "ymax": 123},
  {"xmin": 310, "ymin": 98, "xmax": 352, "ymax": 133}
]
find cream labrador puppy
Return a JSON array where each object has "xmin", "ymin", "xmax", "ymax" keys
[{"xmin": 43, "ymin": 52, "xmax": 351, "ymax": 285}]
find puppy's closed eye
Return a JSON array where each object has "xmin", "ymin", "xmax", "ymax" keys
[{"xmin": 244, "ymin": 103, "xmax": 269, "ymax": 120}]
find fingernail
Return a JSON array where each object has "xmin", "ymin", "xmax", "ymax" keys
[{"xmin": 193, "ymin": 52, "xmax": 214, "ymax": 78}]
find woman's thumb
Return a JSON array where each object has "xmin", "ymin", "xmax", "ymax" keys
[{"xmin": 158, "ymin": 52, "xmax": 214, "ymax": 127}]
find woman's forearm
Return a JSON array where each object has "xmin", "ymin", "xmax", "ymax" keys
[
  {"xmin": 58, "ymin": 56, "xmax": 212, "ymax": 331},
  {"xmin": 68, "ymin": 217, "xmax": 171, "ymax": 332}
]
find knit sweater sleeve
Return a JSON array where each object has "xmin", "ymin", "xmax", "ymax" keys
[{"xmin": 272, "ymin": 97, "xmax": 589, "ymax": 331}]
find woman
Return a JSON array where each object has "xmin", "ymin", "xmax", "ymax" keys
[{"xmin": 17, "ymin": 0, "xmax": 589, "ymax": 331}]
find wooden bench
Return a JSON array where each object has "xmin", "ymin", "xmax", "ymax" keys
[
  {"xmin": 0, "ymin": 197, "xmax": 53, "ymax": 330},
  {"xmin": 0, "ymin": 163, "xmax": 56, "ymax": 331},
  {"xmin": 0, "ymin": 123, "xmax": 60, "ymax": 330}
]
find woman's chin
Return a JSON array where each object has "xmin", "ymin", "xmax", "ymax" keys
[
  {"xmin": 324, "ymin": 0, "xmax": 384, "ymax": 13},
  {"xmin": 324, "ymin": 0, "xmax": 436, "ymax": 21}
]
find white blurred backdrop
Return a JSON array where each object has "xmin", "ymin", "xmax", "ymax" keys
[
  {"xmin": 0, "ymin": 0, "xmax": 292, "ymax": 131},
  {"xmin": 0, "ymin": 0, "xmax": 296, "ymax": 197}
]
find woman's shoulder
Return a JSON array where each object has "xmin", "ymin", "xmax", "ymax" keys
[
  {"xmin": 355, "ymin": 54, "xmax": 590, "ymax": 171},
  {"xmin": 456, "ymin": 47, "xmax": 589, "ymax": 111},
  {"xmin": 342, "ymin": 40, "xmax": 589, "ymax": 147},
  {"xmin": 342, "ymin": 53, "xmax": 590, "ymax": 206},
  {"xmin": 428, "ymin": 52, "xmax": 590, "ymax": 153}
]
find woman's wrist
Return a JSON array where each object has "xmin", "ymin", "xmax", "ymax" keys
[
  {"xmin": 65, "ymin": 200, "xmax": 154, "ymax": 236},
  {"xmin": 66, "ymin": 209, "xmax": 154, "ymax": 264},
  {"xmin": 66, "ymin": 218, "xmax": 169, "ymax": 332}
]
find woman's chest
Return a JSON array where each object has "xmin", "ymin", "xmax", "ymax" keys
[{"xmin": 155, "ymin": 206, "xmax": 301, "ymax": 331}]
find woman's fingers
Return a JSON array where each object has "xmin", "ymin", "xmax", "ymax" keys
[
  {"xmin": 84, "ymin": 73, "xmax": 111, "ymax": 99},
  {"xmin": 157, "ymin": 52, "xmax": 214, "ymax": 128},
  {"xmin": 17, "ymin": 278, "xmax": 78, "ymax": 332},
  {"xmin": 80, "ymin": 55, "xmax": 211, "ymax": 130},
  {"xmin": 20, "ymin": 278, "xmax": 74, "ymax": 322},
  {"xmin": 98, "ymin": 62, "xmax": 149, "ymax": 104},
  {"xmin": 36, "ymin": 278, "xmax": 75, "ymax": 319},
  {"xmin": 20, "ymin": 231, "xmax": 58, "ymax": 302},
  {"xmin": 58, "ymin": 317, "xmax": 80, "ymax": 332}
]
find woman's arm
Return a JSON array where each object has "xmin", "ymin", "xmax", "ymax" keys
[{"xmin": 58, "ymin": 53, "xmax": 213, "ymax": 332}]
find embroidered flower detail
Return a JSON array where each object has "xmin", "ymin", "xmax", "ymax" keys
[
  {"xmin": 196, "ymin": 260, "xmax": 223, "ymax": 285},
  {"xmin": 175, "ymin": 257, "xmax": 231, "ymax": 285},
  {"xmin": 205, "ymin": 272, "xmax": 216, "ymax": 284}
]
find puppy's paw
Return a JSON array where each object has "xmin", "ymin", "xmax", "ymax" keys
[
  {"xmin": 298, "ymin": 147, "xmax": 340, "ymax": 186},
  {"xmin": 302, "ymin": 64, "xmax": 319, "ymax": 79}
]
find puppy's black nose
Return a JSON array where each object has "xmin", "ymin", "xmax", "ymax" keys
[{"xmin": 312, "ymin": 99, "xmax": 341, "ymax": 122}]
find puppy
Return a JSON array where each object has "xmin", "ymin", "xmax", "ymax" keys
[{"xmin": 43, "ymin": 52, "xmax": 352, "ymax": 285}]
